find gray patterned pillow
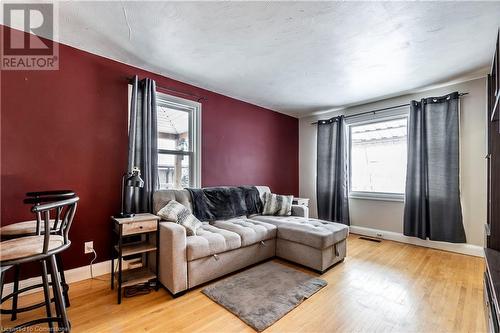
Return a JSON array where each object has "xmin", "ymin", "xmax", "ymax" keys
[
  {"xmin": 157, "ymin": 200, "xmax": 202, "ymax": 236},
  {"xmin": 262, "ymin": 192, "xmax": 293, "ymax": 216}
]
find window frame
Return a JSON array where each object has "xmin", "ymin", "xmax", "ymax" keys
[
  {"xmin": 156, "ymin": 92, "xmax": 202, "ymax": 189},
  {"xmin": 345, "ymin": 106, "xmax": 409, "ymax": 202}
]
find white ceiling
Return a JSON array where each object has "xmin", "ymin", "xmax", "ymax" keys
[{"xmin": 6, "ymin": 1, "xmax": 500, "ymax": 117}]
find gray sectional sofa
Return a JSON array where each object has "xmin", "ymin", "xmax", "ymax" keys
[{"xmin": 153, "ymin": 186, "xmax": 349, "ymax": 295}]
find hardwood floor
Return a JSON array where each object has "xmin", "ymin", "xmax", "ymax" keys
[{"xmin": 1, "ymin": 235, "xmax": 486, "ymax": 332}]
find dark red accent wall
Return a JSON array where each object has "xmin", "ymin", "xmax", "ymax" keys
[{"xmin": 1, "ymin": 26, "xmax": 298, "ymax": 272}]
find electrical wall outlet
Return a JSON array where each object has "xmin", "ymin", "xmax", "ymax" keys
[{"xmin": 84, "ymin": 241, "xmax": 94, "ymax": 254}]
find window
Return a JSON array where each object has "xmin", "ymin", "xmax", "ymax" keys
[
  {"xmin": 156, "ymin": 93, "xmax": 201, "ymax": 189},
  {"xmin": 347, "ymin": 110, "xmax": 408, "ymax": 201}
]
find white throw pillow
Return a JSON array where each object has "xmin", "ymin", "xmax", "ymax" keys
[
  {"xmin": 262, "ymin": 192, "xmax": 293, "ymax": 216},
  {"xmin": 157, "ymin": 200, "xmax": 202, "ymax": 236}
]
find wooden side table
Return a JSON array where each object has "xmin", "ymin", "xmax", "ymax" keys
[{"xmin": 111, "ymin": 213, "xmax": 160, "ymax": 304}]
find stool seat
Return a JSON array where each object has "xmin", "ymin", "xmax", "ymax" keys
[
  {"xmin": 0, "ymin": 235, "xmax": 64, "ymax": 262},
  {"xmin": 1, "ymin": 220, "xmax": 55, "ymax": 237}
]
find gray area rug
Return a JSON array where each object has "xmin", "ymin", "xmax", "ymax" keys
[{"xmin": 202, "ymin": 261, "xmax": 327, "ymax": 331}]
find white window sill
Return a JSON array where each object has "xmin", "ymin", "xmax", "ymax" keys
[{"xmin": 349, "ymin": 192, "xmax": 405, "ymax": 202}]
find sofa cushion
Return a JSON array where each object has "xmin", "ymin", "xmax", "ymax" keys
[
  {"xmin": 250, "ymin": 216, "xmax": 348, "ymax": 250},
  {"xmin": 250, "ymin": 215, "xmax": 306, "ymax": 227},
  {"xmin": 212, "ymin": 218, "xmax": 277, "ymax": 247},
  {"xmin": 153, "ymin": 189, "xmax": 192, "ymax": 215},
  {"xmin": 186, "ymin": 224, "xmax": 241, "ymax": 261},
  {"xmin": 262, "ymin": 192, "xmax": 293, "ymax": 216},
  {"xmin": 157, "ymin": 200, "xmax": 202, "ymax": 236}
]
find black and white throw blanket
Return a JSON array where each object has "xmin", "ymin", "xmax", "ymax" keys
[{"xmin": 186, "ymin": 186, "xmax": 263, "ymax": 222}]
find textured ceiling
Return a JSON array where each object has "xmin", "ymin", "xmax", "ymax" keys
[{"xmin": 4, "ymin": 2, "xmax": 500, "ymax": 117}]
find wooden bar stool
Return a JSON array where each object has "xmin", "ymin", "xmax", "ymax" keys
[
  {"xmin": 0, "ymin": 190, "xmax": 74, "ymax": 321},
  {"xmin": 1, "ymin": 190, "xmax": 74, "ymax": 238},
  {"xmin": 0, "ymin": 196, "xmax": 79, "ymax": 332}
]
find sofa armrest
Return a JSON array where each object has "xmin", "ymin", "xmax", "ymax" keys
[
  {"xmin": 291, "ymin": 205, "xmax": 309, "ymax": 218},
  {"xmin": 159, "ymin": 221, "xmax": 188, "ymax": 294}
]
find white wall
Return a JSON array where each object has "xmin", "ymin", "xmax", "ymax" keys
[{"xmin": 299, "ymin": 77, "xmax": 487, "ymax": 246}]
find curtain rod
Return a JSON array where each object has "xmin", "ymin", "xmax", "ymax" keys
[
  {"xmin": 311, "ymin": 92, "xmax": 468, "ymax": 125},
  {"xmin": 128, "ymin": 77, "xmax": 207, "ymax": 102}
]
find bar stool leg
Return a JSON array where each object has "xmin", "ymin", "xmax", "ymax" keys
[
  {"xmin": 40, "ymin": 260, "xmax": 54, "ymax": 332},
  {"xmin": 0, "ymin": 268, "xmax": 5, "ymax": 300},
  {"xmin": 49, "ymin": 254, "xmax": 70, "ymax": 331},
  {"xmin": 47, "ymin": 262, "xmax": 62, "ymax": 325},
  {"xmin": 56, "ymin": 254, "xmax": 70, "ymax": 307},
  {"xmin": 11, "ymin": 264, "xmax": 20, "ymax": 321}
]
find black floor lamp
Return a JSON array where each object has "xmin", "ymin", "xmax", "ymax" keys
[{"xmin": 119, "ymin": 167, "xmax": 144, "ymax": 218}]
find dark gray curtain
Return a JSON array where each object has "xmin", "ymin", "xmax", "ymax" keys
[
  {"xmin": 126, "ymin": 75, "xmax": 158, "ymax": 213},
  {"xmin": 404, "ymin": 92, "xmax": 466, "ymax": 243},
  {"xmin": 316, "ymin": 116, "xmax": 350, "ymax": 225}
]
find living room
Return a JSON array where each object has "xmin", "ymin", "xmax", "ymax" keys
[{"xmin": 1, "ymin": 1, "xmax": 499, "ymax": 332}]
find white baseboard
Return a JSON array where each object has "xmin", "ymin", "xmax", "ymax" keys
[
  {"xmin": 349, "ymin": 225, "xmax": 484, "ymax": 257},
  {"xmin": 2, "ymin": 260, "xmax": 111, "ymax": 297}
]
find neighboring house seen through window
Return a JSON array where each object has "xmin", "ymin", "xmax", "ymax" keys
[
  {"xmin": 156, "ymin": 93, "xmax": 201, "ymax": 189},
  {"xmin": 347, "ymin": 109, "xmax": 408, "ymax": 201}
]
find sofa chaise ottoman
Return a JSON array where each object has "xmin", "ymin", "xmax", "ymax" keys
[
  {"xmin": 251, "ymin": 215, "xmax": 348, "ymax": 272},
  {"xmin": 153, "ymin": 186, "xmax": 348, "ymax": 296}
]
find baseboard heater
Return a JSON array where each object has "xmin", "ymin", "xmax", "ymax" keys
[{"xmin": 359, "ymin": 236, "xmax": 382, "ymax": 243}]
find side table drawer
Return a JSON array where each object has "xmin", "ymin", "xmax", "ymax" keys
[{"xmin": 122, "ymin": 220, "xmax": 157, "ymax": 235}]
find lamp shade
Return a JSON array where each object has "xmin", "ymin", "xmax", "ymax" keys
[{"xmin": 126, "ymin": 170, "xmax": 144, "ymax": 188}]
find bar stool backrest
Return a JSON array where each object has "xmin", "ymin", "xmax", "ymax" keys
[
  {"xmin": 31, "ymin": 197, "xmax": 79, "ymax": 254},
  {"xmin": 23, "ymin": 191, "xmax": 75, "ymax": 235},
  {"xmin": 26, "ymin": 190, "xmax": 74, "ymax": 198}
]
